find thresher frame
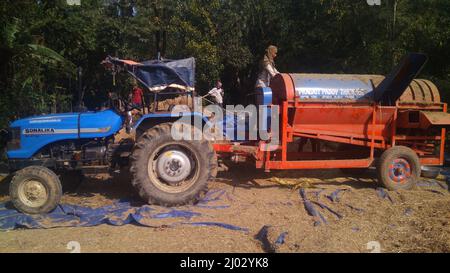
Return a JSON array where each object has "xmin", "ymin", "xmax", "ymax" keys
[
  {"xmin": 213, "ymin": 99, "xmax": 447, "ymax": 172},
  {"xmin": 256, "ymin": 99, "xmax": 446, "ymax": 171}
]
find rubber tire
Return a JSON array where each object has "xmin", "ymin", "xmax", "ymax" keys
[
  {"xmin": 377, "ymin": 146, "xmax": 420, "ymax": 190},
  {"xmin": 9, "ymin": 166, "xmax": 62, "ymax": 214},
  {"xmin": 130, "ymin": 123, "xmax": 217, "ymax": 206}
]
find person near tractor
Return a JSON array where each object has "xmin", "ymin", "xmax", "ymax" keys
[
  {"xmin": 100, "ymin": 90, "xmax": 126, "ymax": 112},
  {"xmin": 256, "ymin": 45, "xmax": 280, "ymax": 88},
  {"xmin": 126, "ymin": 81, "xmax": 144, "ymax": 133},
  {"xmin": 206, "ymin": 80, "xmax": 224, "ymax": 108},
  {"xmin": 131, "ymin": 81, "xmax": 144, "ymax": 108}
]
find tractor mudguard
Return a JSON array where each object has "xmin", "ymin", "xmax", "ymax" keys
[
  {"xmin": 132, "ymin": 111, "xmax": 249, "ymax": 142},
  {"xmin": 132, "ymin": 111, "xmax": 210, "ymax": 132}
]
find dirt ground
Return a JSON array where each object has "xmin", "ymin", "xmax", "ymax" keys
[{"xmin": 0, "ymin": 164, "xmax": 449, "ymax": 253}]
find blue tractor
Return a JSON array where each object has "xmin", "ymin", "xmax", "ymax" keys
[{"xmin": 2, "ymin": 56, "xmax": 218, "ymax": 214}]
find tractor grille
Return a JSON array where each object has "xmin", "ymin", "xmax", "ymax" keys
[{"xmin": 7, "ymin": 127, "xmax": 21, "ymax": 151}]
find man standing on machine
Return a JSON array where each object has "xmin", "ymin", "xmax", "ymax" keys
[{"xmin": 206, "ymin": 80, "xmax": 224, "ymax": 108}]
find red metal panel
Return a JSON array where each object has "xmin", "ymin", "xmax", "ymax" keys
[
  {"xmin": 212, "ymin": 143, "xmax": 233, "ymax": 153},
  {"xmin": 291, "ymin": 104, "xmax": 396, "ymax": 140},
  {"xmin": 420, "ymin": 157, "xmax": 441, "ymax": 165},
  {"xmin": 293, "ymin": 132, "xmax": 386, "ymax": 149},
  {"xmin": 265, "ymin": 158, "xmax": 373, "ymax": 170},
  {"xmin": 440, "ymin": 103, "xmax": 448, "ymax": 165},
  {"xmin": 281, "ymin": 101, "xmax": 288, "ymax": 161},
  {"xmin": 270, "ymin": 74, "xmax": 295, "ymax": 104},
  {"xmin": 370, "ymin": 105, "xmax": 376, "ymax": 159}
]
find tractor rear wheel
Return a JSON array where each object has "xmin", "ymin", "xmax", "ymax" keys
[
  {"xmin": 130, "ymin": 123, "xmax": 217, "ymax": 206},
  {"xmin": 9, "ymin": 166, "xmax": 62, "ymax": 214},
  {"xmin": 377, "ymin": 146, "xmax": 420, "ymax": 190}
]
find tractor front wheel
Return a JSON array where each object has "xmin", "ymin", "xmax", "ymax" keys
[
  {"xmin": 130, "ymin": 123, "xmax": 217, "ymax": 206},
  {"xmin": 9, "ymin": 166, "xmax": 62, "ymax": 214},
  {"xmin": 377, "ymin": 146, "xmax": 420, "ymax": 190}
]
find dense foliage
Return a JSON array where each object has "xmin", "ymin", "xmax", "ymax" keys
[{"xmin": 0, "ymin": 0, "xmax": 449, "ymax": 127}]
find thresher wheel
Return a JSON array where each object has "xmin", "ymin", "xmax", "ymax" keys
[
  {"xmin": 130, "ymin": 123, "xmax": 217, "ymax": 206},
  {"xmin": 377, "ymin": 146, "xmax": 420, "ymax": 190},
  {"xmin": 9, "ymin": 166, "xmax": 62, "ymax": 214}
]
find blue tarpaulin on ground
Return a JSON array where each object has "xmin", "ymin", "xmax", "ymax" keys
[{"xmin": 0, "ymin": 189, "xmax": 247, "ymax": 232}]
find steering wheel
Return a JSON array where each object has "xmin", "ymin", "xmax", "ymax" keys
[{"xmin": 108, "ymin": 93, "xmax": 141, "ymax": 114}]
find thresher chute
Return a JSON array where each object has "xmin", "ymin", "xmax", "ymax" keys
[{"xmin": 372, "ymin": 53, "xmax": 429, "ymax": 105}]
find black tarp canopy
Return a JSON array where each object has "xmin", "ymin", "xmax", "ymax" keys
[{"xmin": 103, "ymin": 56, "xmax": 196, "ymax": 93}]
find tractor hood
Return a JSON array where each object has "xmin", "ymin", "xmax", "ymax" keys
[{"xmin": 7, "ymin": 109, "xmax": 123, "ymax": 159}]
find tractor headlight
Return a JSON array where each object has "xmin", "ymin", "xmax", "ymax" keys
[{"xmin": 6, "ymin": 127, "xmax": 21, "ymax": 151}]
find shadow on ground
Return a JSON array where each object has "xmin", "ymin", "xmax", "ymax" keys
[{"xmin": 216, "ymin": 164, "xmax": 379, "ymax": 190}]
